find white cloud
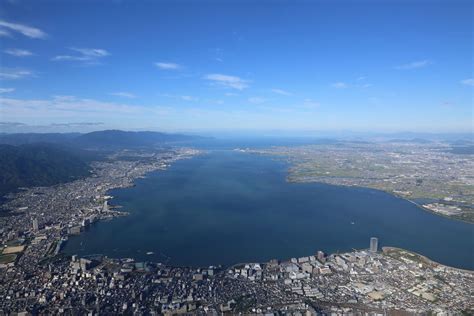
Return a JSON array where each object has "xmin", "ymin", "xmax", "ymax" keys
[
  {"xmin": 52, "ymin": 48, "xmax": 110, "ymax": 63},
  {"xmin": 109, "ymin": 92, "xmax": 136, "ymax": 98},
  {"xmin": 0, "ymin": 29, "xmax": 11, "ymax": 37},
  {"xmin": 248, "ymin": 97, "xmax": 266, "ymax": 104},
  {"xmin": 271, "ymin": 88, "xmax": 292, "ymax": 96},
  {"xmin": 0, "ymin": 96, "xmax": 168, "ymax": 119},
  {"xmin": 71, "ymin": 48, "xmax": 109, "ymax": 57},
  {"xmin": 395, "ymin": 60, "xmax": 432, "ymax": 70},
  {"xmin": 180, "ymin": 95, "xmax": 197, "ymax": 101},
  {"xmin": 0, "ymin": 69, "xmax": 34, "ymax": 80},
  {"xmin": 0, "ymin": 88, "xmax": 15, "ymax": 93},
  {"xmin": 4, "ymin": 48, "xmax": 34, "ymax": 57},
  {"xmin": 303, "ymin": 99, "xmax": 320, "ymax": 109},
  {"xmin": 154, "ymin": 62, "xmax": 181, "ymax": 70},
  {"xmin": 331, "ymin": 82, "xmax": 348, "ymax": 89},
  {"xmin": 460, "ymin": 78, "xmax": 474, "ymax": 87},
  {"xmin": 204, "ymin": 73, "xmax": 249, "ymax": 90},
  {"xmin": 0, "ymin": 20, "xmax": 47, "ymax": 39}
]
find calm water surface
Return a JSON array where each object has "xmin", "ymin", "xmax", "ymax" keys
[{"xmin": 64, "ymin": 150, "xmax": 474, "ymax": 269}]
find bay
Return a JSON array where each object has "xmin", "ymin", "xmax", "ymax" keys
[{"xmin": 63, "ymin": 150, "xmax": 474, "ymax": 269}]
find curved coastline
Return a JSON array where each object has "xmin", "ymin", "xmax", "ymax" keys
[{"xmin": 64, "ymin": 150, "xmax": 474, "ymax": 271}]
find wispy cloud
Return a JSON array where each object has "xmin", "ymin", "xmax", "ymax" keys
[
  {"xmin": 395, "ymin": 60, "xmax": 432, "ymax": 70},
  {"xmin": 0, "ymin": 68, "xmax": 34, "ymax": 80},
  {"xmin": 460, "ymin": 78, "xmax": 474, "ymax": 87},
  {"xmin": 50, "ymin": 122, "xmax": 104, "ymax": 127},
  {"xmin": 331, "ymin": 82, "xmax": 348, "ymax": 89},
  {"xmin": 271, "ymin": 88, "xmax": 292, "ymax": 96},
  {"xmin": 248, "ymin": 97, "xmax": 266, "ymax": 104},
  {"xmin": 0, "ymin": 20, "xmax": 47, "ymax": 39},
  {"xmin": 4, "ymin": 48, "xmax": 34, "ymax": 57},
  {"xmin": 0, "ymin": 121, "xmax": 26, "ymax": 127},
  {"xmin": 158, "ymin": 93, "xmax": 198, "ymax": 102},
  {"xmin": 204, "ymin": 74, "xmax": 249, "ymax": 90},
  {"xmin": 154, "ymin": 62, "xmax": 182, "ymax": 70},
  {"xmin": 109, "ymin": 92, "xmax": 136, "ymax": 98},
  {"xmin": 0, "ymin": 29, "xmax": 11, "ymax": 37},
  {"xmin": 52, "ymin": 48, "xmax": 110, "ymax": 64},
  {"xmin": 180, "ymin": 95, "xmax": 198, "ymax": 101},
  {"xmin": 303, "ymin": 99, "xmax": 320, "ymax": 109},
  {"xmin": 0, "ymin": 96, "xmax": 168, "ymax": 120},
  {"xmin": 0, "ymin": 121, "xmax": 103, "ymax": 133},
  {"xmin": 331, "ymin": 77, "xmax": 372, "ymax": 89},
  {"xmin": 0, "ymin": 88, "xmax": 15, "ymax": 93}
]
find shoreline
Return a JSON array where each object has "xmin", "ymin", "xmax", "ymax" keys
[{"xmin": 382, "ymin": 246, "xmax": 474, "ymax": 274}]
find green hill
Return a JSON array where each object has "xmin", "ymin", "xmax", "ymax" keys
[{"xmin": 0, "ymin": 144, "xmax": 91, "ymax": 196}]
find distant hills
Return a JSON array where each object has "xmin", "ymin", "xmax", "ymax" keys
[
  {"xmin": 0, "ymin": 144, "xmax": 91, "ymax": 197},
  {"xmin": 73, "ymin": 130, "xmax": 203, "ymax": 149}
]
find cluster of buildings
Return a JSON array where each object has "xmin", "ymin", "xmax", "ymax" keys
[{"xmin": 1, "ymin": 233, "xmax": 472, "ymax": 314}]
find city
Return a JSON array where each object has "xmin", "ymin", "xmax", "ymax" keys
[{"xmin": 0, "ymin": 0, "xmax": 473, "ymax": 314}]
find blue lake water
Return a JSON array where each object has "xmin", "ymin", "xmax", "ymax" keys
[{"xmin": 63, "ymin": 150, "xmax": 474, "ymax": 269}]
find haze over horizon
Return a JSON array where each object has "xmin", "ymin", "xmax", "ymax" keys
[{"xmin": 0, "ymin": 1, "xmax": 473, "ymax": 134}]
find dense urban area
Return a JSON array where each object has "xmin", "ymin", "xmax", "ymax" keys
[
  {"xmin": 0, "ymin": 146, "xmax": 473, "ymax": 314},
  {"xmin": 246, "ymin": 141, "xmax": 474, "ymax": 223}
]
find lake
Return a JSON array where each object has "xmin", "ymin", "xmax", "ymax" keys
[{"xmin": 63, "ymin": 150, "xmax": 474, "ymax": 269}]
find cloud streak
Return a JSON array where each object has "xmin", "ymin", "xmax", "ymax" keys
[
  {"xmin": 248, "ymin": 97, "xmax": 266, "ymax": 104},
  {"xmin": 154, "ymin": 62, "xmax": 181, "ymax": 70},
  {"xmin": 331, "ymin": 82, "xmax": 348, "ymax": 89},
  {"xmin": 271, "ymin": 88, "xmax": 292, "ymax": 96},
  {"xmin": 460, "ymin": 78, "xmax": 474, "ymax": 86},
  {"xmin": 4, "ymin": 48, "xmax": 34, "ymax": 57},
  {"xmin": 0, "ymin": 96, "xmax": 170, "ymax": 122},
  {"xmin": 395, "ymin": 60, "xmax": 432, "ymax": 70},
  {"xmin": 0, "ymin": 68, "xmax": 34, "ymax": 80},
  {"xmin": 109, "ymin": 92, "xmax": 137, "ymax": 98},
  {"xmin": 0, "ymin": 20, "xmax": 47, "ymax": 39},
  {"xmin": 204, "ymin": 73, "xmax": 249, "ymax": 90},
  {"xmin": 52, "ymin": 48, "xmax": 110, "ymax": 64}
]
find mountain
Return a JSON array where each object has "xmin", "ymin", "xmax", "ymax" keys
[
  {"xmin": 0, "ymin": 144, "xmax": 91, "ymax": 197},
  {"xmin": 0, "ymin": 130, "xmax": 204, "ymax": 196},
  {"xmin": 73, "ymin": 130, "xmax": 203, "ymax": 149}
]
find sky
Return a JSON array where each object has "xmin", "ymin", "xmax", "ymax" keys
[{"xmin": 0, "ymin": 0, "xmax": 472, "ymax": 134}]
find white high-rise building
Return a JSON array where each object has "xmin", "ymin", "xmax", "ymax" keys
[
  {"xmin": 370, "ymin": 237, "xmax": 378, "ymax": 253},
  {"xmin": 32, "ymin": 218, "xmax": 39, "ymax": 231}
]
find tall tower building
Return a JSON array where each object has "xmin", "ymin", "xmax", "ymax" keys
[
  {"xmin": 370, "ymin": 237, "xmax": 378, "ymax": 253},
  {"xmin": 32, "ymin": 218, "xmax": 39, "ymax": 231},
  {"xmin": 102, "ymin": 200, "xmax": 108, "ymax": 212},
  {"xmin": 317, "ymin": 250, "xmax": 326, "ymax": 262}
]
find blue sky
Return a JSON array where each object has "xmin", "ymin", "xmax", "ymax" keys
[{"xmin": 0, "ymin": 0, "xmax": 472, "ymax": 133}]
